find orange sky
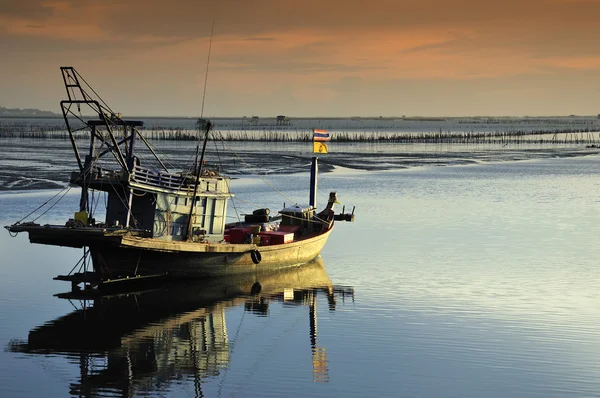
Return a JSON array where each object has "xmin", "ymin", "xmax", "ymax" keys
[{"xmin": 2, "ymin": 0, "xmax": 600, "ymax": 116}]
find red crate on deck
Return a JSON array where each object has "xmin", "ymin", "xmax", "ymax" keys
[
  {"xmin": 259, "ymin": 231, "xmax": 294, "ymax": 246},
  {"xmin": 279, "ymin": 225, "xmax": 301, "ymax": 234},
  {"xmin": 228, "ymin": 228, "xmax": 251, "ymax": 244},
  {"xmin": 260, "ymin": 234, "xmax": 271, "ymax": 246}
]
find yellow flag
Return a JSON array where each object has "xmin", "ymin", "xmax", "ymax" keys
[{"xmin": 313, "ymin": 141, "xmax": 328, "ymax": 154}]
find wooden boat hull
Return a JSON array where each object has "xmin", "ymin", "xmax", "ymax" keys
[
  {"xmin": 91, "ymin": 227, "xmax": 333, "ymax": 278},
  {"xmin": 7, "ymin": 223, "xmax": 334, "ymax": 279}
]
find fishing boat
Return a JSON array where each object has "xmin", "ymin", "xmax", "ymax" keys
[{"xmin": 5, "ymin": 67, "xmax": 354, "ymax": 287}]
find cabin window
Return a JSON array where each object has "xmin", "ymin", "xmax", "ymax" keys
[
  {"xmin": 184, "ymin": 198, "xmax": 188, "ymax": 206},
  {"xmin": 171, "ymin": 223, "xmax": 186, "ymax": 236},
  {"xmin": 174, "ymin": 197, "xmax": 179, "ymax": 206}
]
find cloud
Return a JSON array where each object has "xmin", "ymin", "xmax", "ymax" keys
[
  {"xmin": 0, "ymin": 1, "xmax": 55, "ymax": 20},
  {"xmin": 4, "ymin": 0, "xmax": 600, "ymax": 59},
  {"xmin": 77, "ymin": 0, "xmax": 600, "ymax": 39},
  {"xmin": 243, "ymin": 37, "xmax": 276, "ymax": 42},
  {"xmin": 2, "ymin": 0, "xmax": 600, "ymax": 116},
  {"xmin": 2, "ymin": 1, "xmax": 598, "ymax": 40}
]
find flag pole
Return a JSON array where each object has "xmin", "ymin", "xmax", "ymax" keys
[{"xmin": 310, "ymin": 156, "xmax": 318, "ymax": 208}]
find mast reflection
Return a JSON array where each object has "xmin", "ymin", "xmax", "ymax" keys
[{"xmin": 8, "ymin": 257, "xmax": 353, "ymax": 397}]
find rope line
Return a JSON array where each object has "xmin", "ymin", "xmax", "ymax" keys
[
  {"xmin": 226, "ymin": 195, "xmax": 269, "ymax": 212},
  {"xmin": 214, "ymin": 131, "xmax": 297, "ymax": 204},
  {"xmin": 224, "ymin": 177, "xmax": 241, "ymax": 223},
  {"xmin": 31, "ymin": 187, "xmax": 73, "ymax": 223},
  {"xmin": 13, "ymin": 185, "xmax": 72, "ymax": 224},
  {"xmin": 276, "ymin": 211, "xmax": 330, "ymax": 225}
]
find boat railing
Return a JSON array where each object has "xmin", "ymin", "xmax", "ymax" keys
[{"xmin": 131, "ymin": 165, "xmax": 192, "ymax": 191}]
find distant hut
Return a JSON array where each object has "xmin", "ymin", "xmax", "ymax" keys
[{"xmin": 276, "ymin": 115, "xmax": 290, "ymax": 126}]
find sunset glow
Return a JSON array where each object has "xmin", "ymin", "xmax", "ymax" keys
[{"xmin": 2, "ymin": 0, "xmax": 600, "ymax": 116}]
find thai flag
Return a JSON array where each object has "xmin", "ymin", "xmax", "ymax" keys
[{"xmin": 313, "ymin": 129, "xmax": 330, "ymax": 142}]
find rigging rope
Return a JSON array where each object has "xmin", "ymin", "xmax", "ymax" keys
[
  {"xmin": 213, "ymin": 131, "xmax": 297, "ymax": 205},
  {"xmin": 92, "ymin": 188, "xmax": 103, "ymax": 216},
  {"xmin": 30, "ymin": 186, "xmax": 73, "ymax": 223},
  {"xmin": 74, "ymin": 70, "xmax": 115, "ymax": 113},
  {"xmin": 13, "ymin": 185, "xmax": 72, "ymax": 224},
  {"xmin": 104, "ymin": 177, "xmax": 140, "ymax": 228},
  {"xmin": 60, "ymin": 67, "xmax": 311, "ymax": 231},
  {"xmin": 224, "ymin": 194, "xmax": 272, "ymax": 214},
  {"xmin": 224, "ymin": 177, "xmax": 241, "ymax": 223}
]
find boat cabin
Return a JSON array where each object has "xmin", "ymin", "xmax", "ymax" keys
[
  {"xmin": 70, "ymin": 117, "xmax": 232, "ymax": 243},
  {"xmin": 103, "ymin": 175, "xmax": 232, "ymax": 243}
]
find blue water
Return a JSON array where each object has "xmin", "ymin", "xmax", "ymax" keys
[{"xmin": 2, "ymin": 149, "xmax": 600, "ymax": 397}]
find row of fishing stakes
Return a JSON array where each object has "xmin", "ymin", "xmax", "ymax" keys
[{"xmin": 5, "ymin": 126, "xmax": 600, "ymax": 145}]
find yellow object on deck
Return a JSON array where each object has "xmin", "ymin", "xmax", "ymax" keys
[
  {"xmin": 252, "ymin": 236, "xmax": 261, "ymax": 245},
  {"xmin": 74, "ymin": 211, "xmax": 88, "ymax": 226}
]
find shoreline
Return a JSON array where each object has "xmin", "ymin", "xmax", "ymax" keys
[{"xmin": 2, "ymin": 147, "xmax": 598, "ymax": 192}]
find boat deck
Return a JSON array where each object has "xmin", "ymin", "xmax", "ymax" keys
[
  {"xmin": 5, "ymin": 222, "xmax": 327, "ymax": 253},
  {"xmin": 6, "ymin": 223, "xmax": 147, "ymax": 248}
]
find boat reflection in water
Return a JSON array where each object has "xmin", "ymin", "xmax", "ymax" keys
[{"xmin": 8, "ymin": 257, "xmax": 353, "ymax": 397}]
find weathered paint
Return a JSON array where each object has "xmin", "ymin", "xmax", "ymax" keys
[{"xmin": 90, "ymin": 227, "xmax": 333, "ymax": 278}]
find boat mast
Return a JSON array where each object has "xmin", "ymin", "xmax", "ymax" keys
[
  {"xmin": 59, "ymin": 67, "xmax": 172, "ymax": 225},
  {"xmin": 186, "ymin": 21, "xmax": 215, "ymax": 241},
  {"xmin": 186, "ymin": 121, "xmax": 211, "ymax": 240}
]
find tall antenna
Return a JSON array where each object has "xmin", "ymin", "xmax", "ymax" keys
[
  {"xmin": 200, "ymin": 19, "xmax": 215, "ymax": 118},
  {"xmin": 187, "ymin": 21, "xmax": 216, "ymax": 240}
]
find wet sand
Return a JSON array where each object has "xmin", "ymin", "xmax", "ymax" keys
[{"xmin": 1, "ymin": 137, "xmax": 599, "ymax": 191}]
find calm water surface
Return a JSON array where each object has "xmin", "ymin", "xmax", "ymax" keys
[{"xmin": 2, "ymin": 153, "xmax": 600, "ymax": 397}]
